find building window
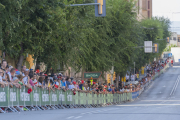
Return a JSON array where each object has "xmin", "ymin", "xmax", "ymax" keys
[
  {"xmin": 173, "ymin": 37, "xmax": 176, "ymax": 40},
  {"xmin": 178, "ymin": 37, "xmax": 180, "ymax": 42},
  {"xmin": 142, "ymin": 0, "xmax": 148, "ymax": 10},
  {"xmin": 164, "ymin": 54, "xmax": 168, "ymax": 58}
]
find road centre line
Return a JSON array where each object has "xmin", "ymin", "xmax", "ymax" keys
[
  {"xmin": 74, "ymin": 116, "xmax": 82, "ymax": 119},
  {"xmin": 81, "ymin": 109, "xmax": 112, "ymax": 115},
  {"xmin": 173, "ymin": 76, "xmax": 180, "ymax": 95},
  {"xmin": 170, "ymin": 75, "xmax": 180, "ymax": 96},
  {"xmin": 170, "ymin": 79, "xmax": 178, "ymax": 96},
  {"xmin": 66, "ymin": 116, "xmax": 74, "ymax": 119}
]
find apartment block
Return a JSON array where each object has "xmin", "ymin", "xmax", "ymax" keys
[
  {"xmin": 168, "ymin": 32, "xmax": 180, "ymax": 47},
  {"xmin": 136, "ymin": 0, "xmax": 152, "ymax": 20}
]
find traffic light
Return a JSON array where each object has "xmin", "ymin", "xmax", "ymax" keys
[
  {"xmin": 95, "ymin": 0, "xmax": 106, "ymax": 17},
  {"xmin": 107, "ymin": 74, "xmax": 111, "ymax": 83},
  {"xmin": 153, "ymin": 43, "xmax": 159, "ymax": 53},
  {"xmin": 113, "ymin": 72, "xmax": 116, "ymax": 80},
  {"xmin": 167, "ymin": 37, "xmax": 169, "ymax": 43},
  {"xmin": 97, "ymin": 0, "xmax": 103, "ymax": 14}
]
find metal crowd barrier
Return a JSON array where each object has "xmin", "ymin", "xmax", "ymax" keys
[
  {"xmin": 152, "ymin": 63, "xmax": 169, "ymax": 80},
  {"xmin": 0, "ymin": 65, "xmax": 169, "ymax": 113},
  {"xmin": 0, "ymin": 86, "xmax": 135, "ymax": 113}
]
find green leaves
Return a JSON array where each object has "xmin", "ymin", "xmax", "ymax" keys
[{"xmin": 0, "ymin": 0, "xmax": 170, "ymax": 75}]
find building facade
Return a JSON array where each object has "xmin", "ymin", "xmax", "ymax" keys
[
  {"xmin": 137, "ymin": 0, "xmax": 152, "ymax": 20},
  {"xmin": 168, "ymin": 32, "xmax": 180, "ymax": 47}
]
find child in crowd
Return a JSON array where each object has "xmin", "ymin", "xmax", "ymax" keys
[{"xmin": 32, "ymin": 74, "xmax": 38, "ymax": 86}]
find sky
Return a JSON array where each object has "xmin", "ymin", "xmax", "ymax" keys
[{"xmin": 153, "ymin": 0, "xmax": 180, "ymax": 34}]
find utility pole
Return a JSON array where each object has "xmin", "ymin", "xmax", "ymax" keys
[{"xmin": 134, "ymin": 62, "xmax": 135, "ymax": 78}]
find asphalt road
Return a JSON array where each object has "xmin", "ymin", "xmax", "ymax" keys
[{"xmin": 1, "ymin": 63, "xmax": 180, "ymax": 120}]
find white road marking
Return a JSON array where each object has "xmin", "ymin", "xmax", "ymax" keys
[
  {"xmin": 74, "ymin": 116, "xmax": 82, "ymax": 119},
  {"xmin": 117, "ymin": 104, "xmax": 180, "ymax": 106},
  {"xmin": 66, "ymin": 116, "xmax": 74, "ymax": 119},
  {"xmin": 141, "ymin": 100, "xmax": 180, "ymax": 101},
  {"xmin": 170, "ymin": 75, "xmax": 180, "ymax": 96}
]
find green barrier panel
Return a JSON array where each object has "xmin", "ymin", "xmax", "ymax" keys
[
  {"xmin": 9, "ymin": 86, "xmax": 19, "ymax": 107},
  {"xmin": 122, "ymin": 93, "xmax": 124, "ymax": 102},
  {"xmin": 32, "ymin": 87, "xmax": 41, "ymax": 106},
  {"xmin": 86, "ymin": 93, "xmax": 89, "ymax": 105},
  {"xmin": 66, "ymin": 90, "xmax": 73, "ymax": 105},
  {"xmin": 126, "ymin": 93, "xmax": 129, "ymax": 101},
  {"xmin": 125, "ymin": 93, "xmax": 127, "ymax": 101},
  {"xmin": 50, "ymin": 89, "xmax": 58, "ymax": 106},
  {"xmin": 87, "ymin": 93, "xmax": 92, "ymax": 104},
  {"xmin": 86, "ymin": 93, "xmax": 89, "ymax": 104},
  {"xmin": 115, "ymin": 94, "xmax": 118, "ymax": 103},
  {"xmin": 110, "ymin": 94, "xmax": 113, "ymax": 103},
  {"xmin": 97, "ymin": 94, "xmax": 100, "ymax": 104},
  {"xmin": 124, "ymin": 93, "xmax": 127, "ymax": 101},
  {"xmin": 58, "ymin": 90, "xmax": 66, "ymax": 105},
  {"xmin": 94, "ymin": 94, "xmax": 97, "ymax": 104},
  {"xmin": 0, "ymin": 86, "xmax": 135, "ymax": 108},
  {"xmin": 113, "ymin": 94, "xmax": 115, "ymax": 103},
  {"xmin": 73, "ymin": 91, "xmax": 79, "ymax": 105},
  {"xmin": 41, "ymin": 88, "xmax": 50, "ymax": 106},
  {"xmin": 0, "ymin": 87, "xmax": 9, "ymax": 107},
  {"xmin": 103, "ymin": 94, "xmax": 106, "ymax": 104},
  {"xmin": 129, "ymin": 93, "xmax": 132, "ymax": 101},
  {"xmin": 83, "ymin": 93, "xmax": 86, "ymax": 105},
  {"xmin": 119, "ymin": 94, "xmax": 121, "ymax": 103},
  {"xmin": 100, "ymin": 94, "xmax": 103, "ymax": 104},
  {"xmin": 107, "ymin": 94, "xmax": 110, "ymax": 103},
  {"xmin": 79, "ymin": 92, "xmax": 84, "ymax": 105}
]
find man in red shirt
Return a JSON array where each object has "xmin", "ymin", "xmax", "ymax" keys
[{"xmin": 171, "ymin": 60, "xmax": 173, "ymax": 67}]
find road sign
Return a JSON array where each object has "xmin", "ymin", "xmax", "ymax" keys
[
  {"xmin": 83, "ymin": 72, "xmax": 102, "ymax": 79},
  {"xmin": 168, "ymin": 53, "xmax": 172, "ymax": 57},
  {"xmin": 144, "ymin": 41, "xmax": 152, "ymax": 53}
]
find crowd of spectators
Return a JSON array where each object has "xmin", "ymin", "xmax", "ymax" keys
[{"xmin": 0, "ymin": 58, "xmax": 170, "ymax": 95}]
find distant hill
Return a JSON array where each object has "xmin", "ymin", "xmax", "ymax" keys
[{"xmin": 170, "ymin": 21, "xmax": 180, "ymax": 34}]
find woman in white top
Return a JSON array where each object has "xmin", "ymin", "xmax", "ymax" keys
[
  {"xmin": 0, "ymin": 69, "xmax": 5, "ymax": 88},
  {"xmin": 23, "ymin": 69, "xmax": 31, "ymax": 89}
]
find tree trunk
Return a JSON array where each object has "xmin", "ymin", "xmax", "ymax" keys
[
  {"xmin": 81, "ymin": 67, "xmax": 84, "ymax": 80},
  {"xmin": 116, "ymin": 73, "xmax": 119, "ymax": 89},
  {"xmin": 35, "ymin": 60, "xmax": 41, "ymax": 70},
  {"xmin": 17, "ymin": 43, "xmax": 24, "ymax": 71}
]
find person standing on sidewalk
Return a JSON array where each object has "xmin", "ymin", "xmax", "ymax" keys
[{"xmin": 171, "ymin": 59, "xmax": 173, "ymax": 67}]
